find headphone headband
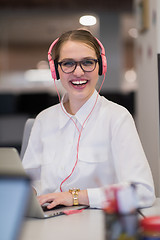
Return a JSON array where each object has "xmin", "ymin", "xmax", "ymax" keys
[
  {"xmin": 48, "ymin": 36, "xmax": 107, "ymax": 80},
  {"xmin": 48, "ymin": 38, "xmax": 59, "ymax": 58}
]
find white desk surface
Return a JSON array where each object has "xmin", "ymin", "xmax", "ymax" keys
[
  {"xmin": 19, "ymin": 208, "xmax": 105, "ymax": 240},
  {"xmin": 19, "ymin": 199, "xmax": 160, "ymax": 240}
]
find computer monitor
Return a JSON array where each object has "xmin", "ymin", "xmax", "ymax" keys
[{"xmin": 0, "ymin": 174, "xmax": 31, "ymax": 240}]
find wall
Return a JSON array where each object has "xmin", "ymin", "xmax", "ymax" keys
[
  {"xmin": 134, "ymin": 0, "xmax": 160, "ymax": 196},
  {"xmin": 99, "ymin": 12, "xmax": 122, "ymax": 91}
]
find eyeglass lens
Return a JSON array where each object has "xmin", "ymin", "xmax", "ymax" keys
[{"xmin": 59, "ymin": 59, "xmax": 97, "ymax": 73}]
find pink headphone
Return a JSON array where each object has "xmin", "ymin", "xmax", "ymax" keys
[{"xmin": 48, "ymin": 37, "xmax": 107, "ymax": 80}]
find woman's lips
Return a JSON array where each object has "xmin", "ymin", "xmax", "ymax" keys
[{"xmin": 70, "ymin": 80, "xmax": 88, "ymax": 86}]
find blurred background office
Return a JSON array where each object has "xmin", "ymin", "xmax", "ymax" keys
[{"xmin": 0, "ymin": 0, "xmax": 160, "ymax": 196}]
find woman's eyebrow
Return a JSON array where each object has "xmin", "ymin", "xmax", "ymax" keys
[
  {"xmin": 59, "ymin": 58, "xmax": 75, "ymax": 62},
  {"xmin": 59, "ymin": 57, "xmax": 95, "ymax": 62}
]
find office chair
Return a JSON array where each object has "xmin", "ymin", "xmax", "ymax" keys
[{"xmin": 20, "ymin": 118, "xmax": 35, "ymax": 159}]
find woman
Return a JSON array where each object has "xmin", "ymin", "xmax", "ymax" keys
[{"xmin": 22, "ymin": 29, "xmax": 155, "ymax": 210}]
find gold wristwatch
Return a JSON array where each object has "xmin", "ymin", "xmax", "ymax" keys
[{"xmin": 69, "ymin": 188, "xmax": 80, "ymax": 205}]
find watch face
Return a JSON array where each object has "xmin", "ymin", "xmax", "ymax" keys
[{"xmin": 69, "ymin": 188, "xmax": 80, "ymax": 205}]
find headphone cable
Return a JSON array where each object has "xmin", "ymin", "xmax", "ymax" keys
[{"xmin": 53, "ymin": 73, "xmax": 106, "ymax": 192}]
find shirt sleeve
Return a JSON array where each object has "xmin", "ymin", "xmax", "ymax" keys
[
  {"xmin": 88, "ymin": 108, "xmax": 156, "ymax": 209},
  {"xmin": 87, "ymin": 187, "xmax": 106, "ymax": 209},
  {"xmin": 87, "ymin": 182, "xmax": 155, "ymax": 209},
  {"xmin": 111, "ymin": 109, "xmax": 155, "ymax": 208}
]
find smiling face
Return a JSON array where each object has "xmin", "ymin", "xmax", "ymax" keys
[{"xmin": 58, "ymin": 40, "xmax": 99, "ymax": 105}]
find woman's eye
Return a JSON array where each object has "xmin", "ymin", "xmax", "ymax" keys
[
  {"xmin": 62, "ymin": 61, "xmax": 75, "ymax": 67},
  {"xmin": 83, "ymin": 60, "xmax": 94, "ymax": 66}
]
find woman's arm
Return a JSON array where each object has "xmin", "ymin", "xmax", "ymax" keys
[{"xmin": 37, "ymin": 190, "xmax": 89, "ymax": 209}]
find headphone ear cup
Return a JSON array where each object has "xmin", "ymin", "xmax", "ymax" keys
[
  {"xmin": 54, "ymin": 60, "xmax": 60, "ymax": 80},
  {"xmin": 98, "ymin": 56, "xmax": 103, "ymax": 76},
  {"xmin": 48, "ymin": 58, "xmax": 57, "ymax": 80},
  {"xmin": 101, "ymin": 54, "xmax": 107, "ymax": 75}
]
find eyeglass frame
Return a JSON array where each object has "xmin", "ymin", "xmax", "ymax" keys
[{"xmin": 57, "ymin": 58, "xmax": 98, "ymax": 74}]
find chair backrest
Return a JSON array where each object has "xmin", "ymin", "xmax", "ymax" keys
[{"xmin": 20, "ymin": 118, "xmax": 35, "ymax": 159}]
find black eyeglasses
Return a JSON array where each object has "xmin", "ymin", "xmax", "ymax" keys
[{"xmin": 58, "ymin": 58, "xmax": 98, "ymax": 74}]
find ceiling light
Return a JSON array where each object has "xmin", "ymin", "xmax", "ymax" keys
[
  {"xmin": 125, "ymin": 69, "xmax": 137, "ymax": 83},
  {"xmin": 24, "ymin": 69, "xmax": 52, "ymax": 82},
  {"xmin": 37, "ymin": 60, "xmax": 49, "ymax": 69},
  {"xmin": 128, "ymin": 28, "xmax": 138, "ymax": 39},
  {"xmin": 79, "ymin": 15, "xmax": 97, "ymax": 26}
]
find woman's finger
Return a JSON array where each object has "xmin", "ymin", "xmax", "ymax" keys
[{"xmin": 38, "ymin": 193, "xmax": 55, "ymax": 205}]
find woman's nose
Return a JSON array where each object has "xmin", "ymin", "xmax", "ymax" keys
[{"xmin": 73, "ymin": 64, "xmax": 84, "ymax": 76}]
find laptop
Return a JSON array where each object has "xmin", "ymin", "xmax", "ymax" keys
[
  {"xmin": 0, "ymin": 173, "xmax": 31, "ymax": 240},
  {"xmin": 0, "ymin": 147, "xmax": 87, "ymax": 218}
]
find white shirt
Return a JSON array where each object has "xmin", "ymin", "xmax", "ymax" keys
[{"xmin": 22, "ymin": 90, "xmax": 155, "ymax": 208}]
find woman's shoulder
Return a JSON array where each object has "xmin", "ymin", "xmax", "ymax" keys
[
  {"xmin": 100, "ymin": 95, "xmax": 130, "ymax": 114},
  {"xmin": 36, "ymin": 103, "xmax": 61, "ymax": 121},
  {"xmin": 99, "ymin": 95, "xmax": 134, "ymax": 126}
]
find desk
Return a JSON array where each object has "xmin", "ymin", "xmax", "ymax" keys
[
  {"xmin": 20, "ymin": 209, "xmax": 105, "ymax": 240},
  {"xmin": 19, "ymin": 199, "xmax": 160, "ymax": 240}
]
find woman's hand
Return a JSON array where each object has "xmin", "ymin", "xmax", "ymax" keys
[
  {"xmin": 37, "ymin": 190, "xmax": 89, "ymax": 209},
  {"xmin": 37, "ymin": 192, "xmax": 73, "ymax": 209}
]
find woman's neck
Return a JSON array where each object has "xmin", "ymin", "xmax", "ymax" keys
[
  {"xmin": 63, "ymin": 90, "xmax": 95, "ymax": 115},
  {"xmin": 64, "ymin": 99, "xmax": 84, "ymax": 115}
]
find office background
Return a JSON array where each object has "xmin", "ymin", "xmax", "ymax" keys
[{"xmin": 0, "ymin": 0, "xmax": 160, "ymax": 196}]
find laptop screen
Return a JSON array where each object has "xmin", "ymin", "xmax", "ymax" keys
[{"xmin": 0, "ymin": 174, "xmax": 31, "ymax": 240}]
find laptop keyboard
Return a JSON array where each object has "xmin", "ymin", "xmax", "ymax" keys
[{"xmin": 42, "ymin": 204, "xmax": 66, "ymax": 212}]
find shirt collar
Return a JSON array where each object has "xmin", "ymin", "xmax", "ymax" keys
[
  {"xmin": 75, "ymin": 90, "xmax": 99, "ymax": 128},
  {"xmin": 59, "ymin": 90, "xmax": 99, "ymax": 129}
]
